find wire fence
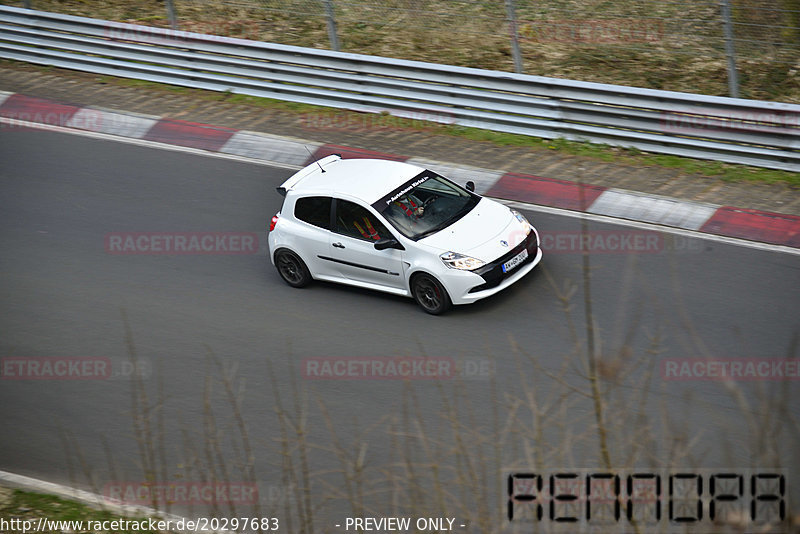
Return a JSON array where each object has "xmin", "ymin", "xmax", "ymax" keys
[{"xmin": 4, "ymin": 0, "xmax": 800, "ymax": 102}]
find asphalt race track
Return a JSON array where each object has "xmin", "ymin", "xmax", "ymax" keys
[{"xmin": 1, "ymin": 127, "xmax": 798, "ymax": 531}]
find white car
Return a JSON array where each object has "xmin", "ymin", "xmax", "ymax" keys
[{"xmin": 267, "ymin": 155, "xmax": 542, "ymax": 314}]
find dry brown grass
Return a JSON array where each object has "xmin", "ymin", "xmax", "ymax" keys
[{"xmin": 3, "ymin": 0, "xmax": 798, "ymax": 102}]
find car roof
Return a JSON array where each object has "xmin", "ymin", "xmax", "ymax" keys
[{"xmin": 280, "ymin": 156, "xmax": 424, "ymax": 205}]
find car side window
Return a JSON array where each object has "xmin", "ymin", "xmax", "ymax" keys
[
  {"xmin": 294, "ymin": 196, "xmax": 332, "ymax": 230},
  {"xmin": 335, "ymin": 199, "xmax": 390, "ymax": 241}
]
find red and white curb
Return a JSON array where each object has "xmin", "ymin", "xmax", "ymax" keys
[
  {"xmin": 2, "ymin": 92, "xmax": 798, "ymax": 249},
  {"xmin": 221, "ymin": 131, "xmax": 321, "ymax": 166},
  {"xmin": 588, "ymin": 189, "xmax": 718, "ymax": 231}
]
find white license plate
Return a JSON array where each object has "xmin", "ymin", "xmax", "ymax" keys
[{"xmin": 502, "ymin": 248, "xmax": 528, "ymax": 273}]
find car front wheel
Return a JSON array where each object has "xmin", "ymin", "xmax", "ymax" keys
[
  {"xmin": 411, "ymin": 273, "xmax": 452, "ymax": 315},
  {"xmin": 275, "ymin": 250, "xmax": 311, "ymax": 288}
]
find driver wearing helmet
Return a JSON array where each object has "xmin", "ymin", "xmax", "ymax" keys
[{"xmin": 393, "ymin": 193, "xmax": 425, "ymax": 219}]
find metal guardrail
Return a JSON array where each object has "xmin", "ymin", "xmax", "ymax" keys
[{"xmin": 1, "ymin": 6, "xmax": 798, "ymax": 172}]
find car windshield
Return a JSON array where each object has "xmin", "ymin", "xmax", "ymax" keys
[{"xmin": 373, "ymin": 171, "xmax": 479, "ymax": 240}]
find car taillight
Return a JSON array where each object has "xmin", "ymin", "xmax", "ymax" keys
[{"xmin": 269, "ymin": 214, "xmax": 279, "ymax": 232}]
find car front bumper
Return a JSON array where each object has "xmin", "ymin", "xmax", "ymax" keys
[{"xmin": 444, "ymin": 229, "xmax": 542, "ymax": 305}]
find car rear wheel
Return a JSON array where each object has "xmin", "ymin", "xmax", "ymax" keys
[
  {"xmin": 275, "ymin": 250, "xmax": 311, "ymax": 288},
  {"xmin": 411, "ymin": 273, "xmax": 452, "ymax": 315}
]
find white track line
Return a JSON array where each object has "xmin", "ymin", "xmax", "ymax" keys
[
  {"xmin": 220, "ymin": 131, "xmax": 320, "ymax": 166},
  {"xmin": 3, "ymin": 116, "xmax": 797, "ymax": 256},
  {"xmin": 498, "ymin": 199, "xmax": 800, "ymax": 256},
  {"xmin": 0, "ymin": 470, "xmax": 228, "ymax": 533},
  {"xmin": 0, "ymin": 116, "xmax": 303, "ymax": 171}
]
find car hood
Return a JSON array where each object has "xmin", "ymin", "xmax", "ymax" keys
[{"xmin": 419, "ymin": 198, "xmax": 528, "ymax": 262}]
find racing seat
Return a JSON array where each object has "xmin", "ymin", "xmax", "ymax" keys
[{"xmin": 353, "ymin": 216, "xmax": 381, "ymax": 240}]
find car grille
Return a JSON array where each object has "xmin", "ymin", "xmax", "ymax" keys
[{"xmin": 468, "ymin": 232, "xmax": 539, "ymax": 293}]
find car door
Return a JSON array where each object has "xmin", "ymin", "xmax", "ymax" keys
[
  {"xmin": 290, "ymin": 195, "xmax": 339, "ymax": 279},
  {"xmin": 327, "ymin": 198, "xmax": 407, "ymax": 290}
]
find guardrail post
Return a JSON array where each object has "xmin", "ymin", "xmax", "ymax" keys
[
  {"xmin": 720, "ymin": 0, "xmax": 739, "ymax": 98},
  {"xmin": 0, "ymin": 4, "xmax": 796, "ymax": 171},
  {"xmin": 505, "ymin": 0, "xmax": 524, "ymax": 73},
  {"xmin": 323, "ymin": 0, "xmax": 340, "ymax": 52},
  {"xmin": 165, "ymin": 0, "xmax": 178, "ymax": 29}
]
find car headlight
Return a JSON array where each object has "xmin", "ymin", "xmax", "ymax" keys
[
  {"xmin": 440, "ymin": 251, "xmax": 485, "ymax": 270},
  {"xmin": 512, "ymin": 210, "xmax": 532, "ymax": 235}
]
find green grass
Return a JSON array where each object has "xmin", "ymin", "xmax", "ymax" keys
[
  {"xmin": 224, "ymin": 93, "xmax": 320, "ymax": 113},
  {"xmin": 441, "ymin": 124, "xmax": 800, "ymax": 186},
  {"xmin": 5, "ymin": 60, "xmax": 798, "ymax": 187},
  {"xmin": 0, "ymin": 489, "xmax": 165, "ymax": 533},
  {"xmin": 228, "ymin": 90, "xmax": 799, "ymax": 186}
]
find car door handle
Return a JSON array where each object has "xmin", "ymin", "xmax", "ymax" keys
[{"xmin": 332, "ymin": 242, "xmax": 345, "ymax": 249}]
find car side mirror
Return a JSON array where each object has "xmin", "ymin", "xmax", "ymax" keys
[
  {"xmin": 465, "ymin": 181, "xmax": 475, "ymax": 192},
  {"xmin": 374, "ymin": 238, "xmax": 405, "ymax": 251}
]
